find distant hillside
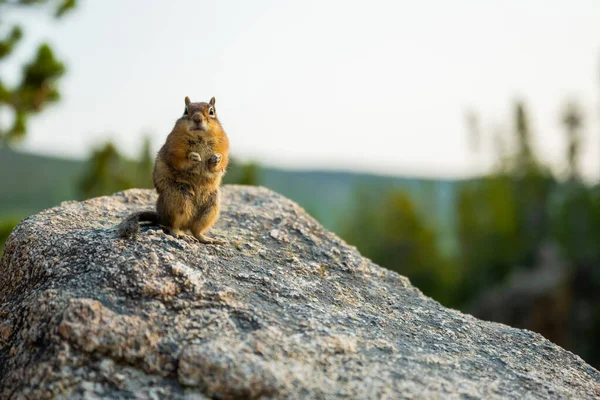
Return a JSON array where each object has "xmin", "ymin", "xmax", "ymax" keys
[
  {"xmin": 0, "ymin": 149, "xmax": 463, "ymax": 254},
  {"xmin": 0, "ymin": 148, "xmax": 85, "ymax": 219}
]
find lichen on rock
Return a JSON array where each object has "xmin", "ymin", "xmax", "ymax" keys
[{"xmin": 0, "ymin": 185, "xmax": 599, "ymax": 399}]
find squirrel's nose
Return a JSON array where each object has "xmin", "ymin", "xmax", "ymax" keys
[{"xmin": 192, "ymin": 113, "xmax": 202, "ymax": 124}]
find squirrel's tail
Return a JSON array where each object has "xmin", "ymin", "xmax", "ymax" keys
[{"xmin": 117, "ymin": 210, "xmax": 159, "ymax": 238}]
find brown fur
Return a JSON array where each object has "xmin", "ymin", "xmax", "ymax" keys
[{"xmin": 117, "ymin": 96, "xmax": 229, "ymax": 244}]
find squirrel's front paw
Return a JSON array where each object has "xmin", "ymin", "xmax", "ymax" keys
[
  {"xmin": 188, "ymin": 152, "xmax": 202, "ymax": 162},
  {"xmin": 208, "ymin": 153, "xmax": 222, "ymax": 165}
]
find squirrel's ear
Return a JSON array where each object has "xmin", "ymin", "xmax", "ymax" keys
[
  {"xmin": 209, "ymin": 97, "xmax": 216, "ymax": 106},
  {"xmin": 185, "ymin": 96, "xmax": 191, "ymax": 106}
]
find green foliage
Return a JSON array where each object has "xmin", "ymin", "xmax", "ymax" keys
[
  {"xmin": 458, "ymin": 102, "xmax": 556, "ymax": 297},
  {"xmin": 340, "ymin": 187, "xmax": 458, "ymax": 306},
  {"xmin": 552, "ymin": 183, "xmax": 600, "ymax": 263},
  {"xmin": 237, "ymin": 162, "xmax": 260, "ymax": 186},
  {"xmin": 456, "ymin": 175, "xmax": 519, "ymax": 300},
  {"xmin": 223, "ymin": 157, "xmax": 261, "ymax": 186},
  {"xmin": 550, "ymin": 100, "xmax": 594, "ymax": 262},
  {"xmin": 78, "ymin": 142, "xmax": 134, "ymax": 199},
  {"xmin": 561, "ymin": 101, "xmax": 584, "ymax": 180},
  {"xmin": 0, "ymin": 0, "xmax": 76, "ymax": 145},
  {"xmin": 0, "ymin": 0, "xmax": 77, "ymax": 18},
  {"xmin": 0, "ymin": 26, "xmax": 22, "ymax": 60},
  {"xmin": 0, "ymin": 217, "xmax": 20, "ymax": 255},
  {"xmin": 515, "ymin": 101, "xmax": 533, "ymax": 165},
  {"xmin": 53, "ymin": 0, "xmax": 77, "ymax": 18},
  {"xmin": 78, "ymin": 137, "xmax": 153, "ymax": 199},
  {"xmin": 550, "ymin": 183, "xmax": 600, "ymax": 366},
  {"xmin": 135, "ymin": 136, "xmax": 155, "ymax": 189}
]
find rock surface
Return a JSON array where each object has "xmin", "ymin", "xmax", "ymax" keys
[{"xmin": 0, "ymin": 185, "xmax": 599, "ymax": 399}]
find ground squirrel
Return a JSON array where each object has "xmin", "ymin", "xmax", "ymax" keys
[{"xmin": 117, "ymin": 96, "xmax": 230, "ymax": 244}]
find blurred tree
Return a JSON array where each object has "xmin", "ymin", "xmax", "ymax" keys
[
  {"xmin": 0, "ymin": 0, "xmax": 77, "ymax": 145},
  {"xmin": 465, "ymin": 109, "xmax": 482, "ymax": 172},
  {"xmin": 78, "ymin": 141, "xmax": 135, "ymax": 199},
  {"xmin": 0, "ymin": 216, "xmax": 20, "ymax": 254},
  {"xmin": 338, "ymin": 186, "xmax": 381, "ymax": 258},
  {"xmin": 491, "ymin": 126, "xmax": 508, "ymax": 170},
  {"xmin": 135, "ymin": 135, "xmax": 154, "ymax": 189},
  {"xmin": 561, "ymin": 100, "xmax": 584, "ymax": 181},
  {"xmin": 504, "ymin": 101, "xmax": 555, "ymax": 266},
  {"xmin": 456, "ymin": 101, "xmax": 555, "ymax": 304},
  {"xmin": 223, "ymin": 157, "xmax": 261, "ymax": 186},
  {"xmin": 515, "ymin": 102, "xmax": 533, "ymax": 166},
  {"xmin": 237, "ymin": 161, "xmax": 260, "ymax": 186},
  {"xmin": 552, "ymin": 184, "xmax": 600, "ymax": 263},
  {"xmin": 465, "ymin": 110, "xmax": 481, "ymax": 152},
  {"xmin": 340, "ymin": 188, "xmax": 457, "ymax": 306},
  {"xmin": 456, "ymin": 175, "xmax": 520, "ymax": 302}
]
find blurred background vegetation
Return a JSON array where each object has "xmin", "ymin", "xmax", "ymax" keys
[{"xmin": 1, "ymin": 0, "xmax": 600, "ymax": 371}]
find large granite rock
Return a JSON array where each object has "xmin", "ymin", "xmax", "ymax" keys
[{"xmin": 0, "ymin": 186, "xmax": 598, "ymax": 399}]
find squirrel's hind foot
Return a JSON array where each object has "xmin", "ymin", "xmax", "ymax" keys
[
  {"xmin": 193, "ymin": 233, "xmax": 226, "ymax": 245},
  {"xmin": 165, "ymin": 228, "xmax": 199, "ymax": 243}
]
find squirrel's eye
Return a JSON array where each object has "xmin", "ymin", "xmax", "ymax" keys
[
  {"xmin": 209, "ymin": 107, "xmax": 215, "ymax": 116},
  {"xmin": 183, "ymin": 107, "xmax": 188, "ymax": 116}
]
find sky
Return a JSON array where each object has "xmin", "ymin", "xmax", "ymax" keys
[{"xmin": 2, "ymin": 0, "xmax": 600, "ymax": 180}]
